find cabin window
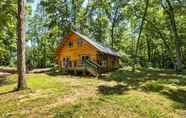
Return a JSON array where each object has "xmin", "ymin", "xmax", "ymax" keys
[
  {"xmin": 77, "ymin": 39, "xmax": 83, "ymax": 47},
  {"xmin": 81, "ymin": 55, "xmax": 90, "ymax": 64},
  {"xmin": 63, "ymin": 57, "xmax": 69, "ymax": 67},
  {"xmin": 68, "ymin": 61, "xmax": 72, "ymax": 67},
  {"xmin": 101, "ymin": 60, "xmax": 107, "ymax": 67},
  {"xmin": 68, "ymin": 40, "xmax": 73, "ymax": 48},
  {"xmin": 74, "ymin": 60, "xmax": 77, "ymax": 67},
  {"xmin": 59, "ymin": 60, "xmax": 63, "ymax": 67}
]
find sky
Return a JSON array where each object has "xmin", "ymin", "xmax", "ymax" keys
[
  {"xmin": 31, "ymin": 0, "xmax": 40, "ymax": 15},
  {"xmin": 27, "ymin": 0, "xmax": 40, "ymax": 47},
  {"xmin": 31, "ymin": 0, "xmax": 88, "ymax": 15}
]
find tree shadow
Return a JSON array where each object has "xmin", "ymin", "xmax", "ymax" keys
[
  {"xmin": 0, "ymin": 72, "xmax": 11, "ymax": 78},
  {"xmin": 0, "ymin": 78, "xmax": 15, "ymax": 87},
  {"xmin": 141, "ymin": 82, "xmax": 164, "ymax": 92},
  {"xmin": 101, "ymin": 68, "xmax": 186, "ymax": 109},
  {"xmin": 47, "ymin": 71, "xmax": 65, "ymax": 76},
  {"xmin": 0, "ymin": 73, "xmax": 15, "ymax": 87},
  {"xmin": 0, "ymin": 87, "xmax": 33, "ymax": 96},
  {"xmin": 47, "ymin": 70, "xmax": 96, "ymax": 78},
  {"xmin": 104, "ymin": 68, "xmax": 186, "ymax": 87},
  {"xmin": 0, "ymin": 90, "xmax": 16, "ymax": 96},
  {"xmin": 0, "ymin": 73, "xmax": 18, "ymax": 96},
  {"xmin": 161, "ymin": 89, "xmax": 186, "ymax": 109},
  {"xmin": 97, "ymin": 84, "xmax": 129, "ymax": 95}
]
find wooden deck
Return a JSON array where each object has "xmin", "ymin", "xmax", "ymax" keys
[{"xmin": 61, "ymin": 65, "xmax": 102, "ymax": 77}]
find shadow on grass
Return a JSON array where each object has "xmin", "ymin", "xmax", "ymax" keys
[
  {"xmin": 105, "ymin": 68, "xmax": 186, "ymax": 86},
  {"xmin": 0, "ymin": 72, "xmax": 15, "ymax": 87},
  {"xmin": 0, "ymin": 90, "xmax": 16, "ymax": 96},
  {"xmin": 0, "ymin": 87, "xmax": 33, "ymax": 96},
  {"xmin": 47, "ymin": 71, "xmax": 65, "ymax": 76},
  {"xmin": 0, "ymin": 73, "xmax": 11, "ymax": 78},
  {"xmin": 99, "ymin": 68, "xmax": 186, "ymax": 109},
  {"xmin": 47, "ymin": 71, "xmax": 96, "ymax": 79},
  {"xmin": 98, "ymin": 84, "xmax": 129, "ymax": 95},
  {"xmin": 142, "ymin": 82, "xmax": 164, "ymax": 92},
  {"xmin": 0, "ymin": 78, "xmax": 15, "ymax": 87},
  {"xmin": 161, "ymin": 89, "xmax": 186, "ymax": 109}
]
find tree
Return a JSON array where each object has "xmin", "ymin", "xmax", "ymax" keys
[
  {"xmin": 0, "ymin": 0, "xmax": 17, "ymax": 66},
  {"xmin": 133, "ymin": 0, "xmax": 149, "ymax": 71},
  {"xmin": 161, "ymin": 0, "xmax": 183, "ymax": 72},
  {"xmin": 17, "ymin": 0, "xmax": 27, "ymax": 90},
  {"xmin": 22, "ymin": 0, "xmax": 186, "ymax": 70}
]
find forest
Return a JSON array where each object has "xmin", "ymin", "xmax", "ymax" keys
[
  {"xmin": 0, "ymin": 0, "xmax": 186, "ymax": 117},
  {"xmin": 0, "ymin": 0, "xmax": 185, "ymax": 70}
]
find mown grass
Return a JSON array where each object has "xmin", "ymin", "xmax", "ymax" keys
[
  {"xmin": 0, "ymin": 68, "xmax": 186, "ymax": 117},
  {"xmin": 51, "ymin": 91, "xmax": 181, "ymax": 118}
]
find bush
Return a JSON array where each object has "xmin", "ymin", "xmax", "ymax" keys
[{"xmin": 142, "ymin": 82, "xmax": 164, "ymax": 92}]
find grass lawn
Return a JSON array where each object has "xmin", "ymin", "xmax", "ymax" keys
[{"xmin": 0, "ymin": 67, "xmax": 186, "ymax": 118}]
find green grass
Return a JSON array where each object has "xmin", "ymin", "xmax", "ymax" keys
[{"xmin": 0, "ymin": 68, "xmax": 186, "ymax": 117}]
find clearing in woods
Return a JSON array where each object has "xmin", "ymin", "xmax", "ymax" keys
[{"xmin": 0, "ymin": 67, "xmax": 186, "ymax": 118}]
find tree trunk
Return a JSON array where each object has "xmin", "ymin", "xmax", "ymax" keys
[
  {"xmin": 111, "ymin": 23, "xmax": 115, "ymax": 48},
  {"xmin": 133, "ymin": 0, "xmax": 149, "ymax": 71},
  {"xmin": 146, "ymin": 36, "xmax": 151, "ymax": 62},
  {"xmin": 110, "ymin": 7, "xmax": 119, "ymax": 49},
  {"xmin": 17, "ymin": 0, "xmax": 27, "ymax": 90},
  {"xmin": 72, "ymin": 0, "xmax": 76, "ymax": 26},
  {"xmin": 162, "ymin": 0, "xmax": 182, "ymax": 72}
]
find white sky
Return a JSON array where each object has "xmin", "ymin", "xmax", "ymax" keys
[{"xmin": 31, "ymin": 0, "xmax": 40, "ymax": 15}]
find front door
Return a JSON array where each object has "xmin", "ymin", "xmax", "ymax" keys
[
  {"xmin": 63, "ymin": 57, "xmax": 71, "ymax": 68},
  {"xmin": 81, "ymin": 55, "xmax": 90, "ymax": 65}
]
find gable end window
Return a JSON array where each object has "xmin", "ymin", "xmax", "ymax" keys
[
  {"xmin": 68, "ymin": 40, "xmax": 73, "ymax": 48},
  {"xmin": 77, "ymin": 39, "xmax": 83, "ymax": 47}
]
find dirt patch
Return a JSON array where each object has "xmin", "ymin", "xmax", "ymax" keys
[
  {"xmin": 0, "ymin": 72, "xmax": 12, "ymax": 78},
  {"xmin": 0, "ymin": 72, "xmax": 13, "ymax": 87},
  {"xmin": 30, "ymin": 68, "xmax": 52, "ymax": 73},
  {"xmin": 0, "ymin": 67, "xmax": 17, "ymax": 74}
]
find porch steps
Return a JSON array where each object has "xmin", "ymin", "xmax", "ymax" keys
[
  {"xmin": 85, "ymin": 60, "xmax": 102, "ymax": 76},
  {"xmin": 85, "ymin": 60, "xmax": 101, "ymax": 69},
  {"xmin": 87, "ymin": 68, "xmax": 98, "ymax": 76}
]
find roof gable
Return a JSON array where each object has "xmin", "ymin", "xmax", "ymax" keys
[{"xmin": 72, "ymin": 31, "xmax": 119, "ymax": 57}]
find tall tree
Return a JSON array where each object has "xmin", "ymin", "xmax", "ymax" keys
[
  {"xmin": 0, "ymin": 0, "xmax": 17, "ymax": 66},
  {"xmin": 133, "ymin": 0, "xmax": 149, "ymax": 71},
  {"xmin": 161, "ymin": 0, "xmax": 183, "ymax": 71},
  {"xmin": 25, "ymin": 0, "xmax": 185, "ymax": 69},
  {"xmin": 17, "ymin": 0, "xmax": 27, "ymax": 90}
]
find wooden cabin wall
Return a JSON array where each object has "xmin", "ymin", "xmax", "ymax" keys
[
  {"xmin": 56, "ymin": 32, "xmax": 98, "ymax": 68},
  {"xmin": 56, "ymin": 32, "xmax": 120, "ymax": 72},
  {"xmin": 107, "ymin": 55, "xmax": 120, "ymax": 71},
  {"xmin": 107, "ymin": 55, "xmax": 112, "ymax": 71},
  {"xmin": 96, "ymin": 53, "xmax": 118, "ymax": 72}
]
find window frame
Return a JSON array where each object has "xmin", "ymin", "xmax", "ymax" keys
[
  {"xmin": 77, "ymin": 38, "xmax": 83, "ymax": 47},
  {"xmin": 80, "ymin": 55, "xmax": 90, "ymax": 64},
  {"xmin": 68, "ymin": 40, "xmax": 73, "ymax": 48}
]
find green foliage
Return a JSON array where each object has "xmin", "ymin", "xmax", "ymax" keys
[
  {"xmin": 142, "ymin": 82, "xmax": 164, "ymax": 92},
  {"xmin": 0, "ymin": 0, "xmax": 186, "ymax": 69},
  {"xmin": 0, "ymin": 0, "xmax": 17, "ymax": 66}
]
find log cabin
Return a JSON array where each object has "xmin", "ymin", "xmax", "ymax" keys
[{"xmin": 55, "ymin": 31, "xmax": 120, "ymax": 76}]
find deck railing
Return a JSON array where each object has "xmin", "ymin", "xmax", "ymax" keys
[{"xmin": 63, "ymin": 60, "xmax": 110, "ymax": 73}]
